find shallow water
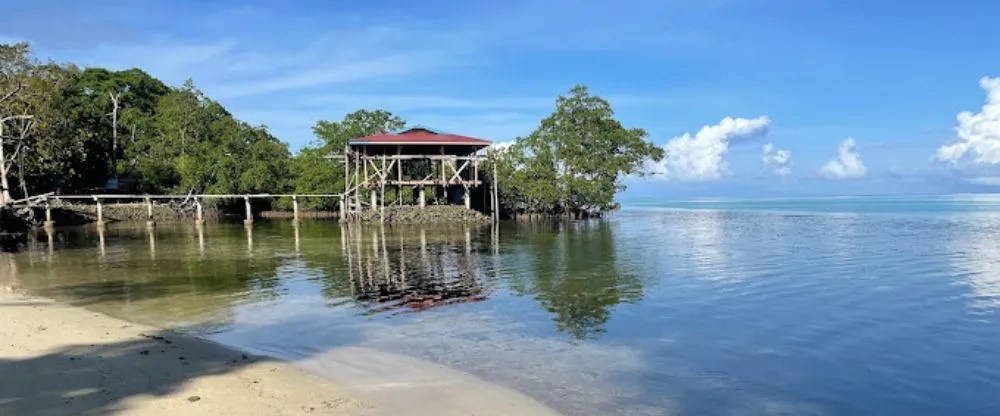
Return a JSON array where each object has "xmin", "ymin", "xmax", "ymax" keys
[{"xmin": 4, "ymin": 201, "xmax": 1000, "ymax": 415}]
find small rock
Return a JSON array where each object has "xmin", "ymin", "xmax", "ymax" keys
[
  {"xmin": 177, "ymin": 356, "xmax": 185, "ymax": 360},
  {"xmin": 187, "ymin": 396, "xmax": 201, "ymax": 402},
  {"xmin": 241, "ymin": 354, "xmax": 248, "ymax": 360},
  {"xmin": 139, "ymin": 350, "xmax": 149, "ymax": 356}
]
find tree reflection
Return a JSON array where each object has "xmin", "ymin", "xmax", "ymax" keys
[
  {"xmin": 507, "ymin": 221, "xmax": 643, "ymax": 339},
  {"xmin": 8, "ymin": 224, "xmax": 288, "ymax": 328}
]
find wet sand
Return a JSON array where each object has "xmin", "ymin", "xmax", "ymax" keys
[
  {"xmin": 0, "ymin": 292, "xmax": 368, "ymax": 416},
  {"xmin": 0, "ymin": 291, "xmax": 563, "ymax": 416}
]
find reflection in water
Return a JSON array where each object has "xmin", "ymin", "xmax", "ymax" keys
[
  {"xmin": 196, "ymin": 224, "xmax": 205, "ymax": 257},
  {"xmin": 504, "ymin": 221, "xmax": 643, "ymax": 339},
  {"xmin": 341, "ymin": 225, "xmax": 490, "ymax": 315},
  {"xmin": 10, "ymin": 210, "xmax": 1000, "ymax": 416},
  {"xmin": 147, "ymin": 226, "xmax": 156, "ymax": 260},
  {"xmin": 98, "ymin": 226, "xmax": 107, "ymax": 258},
  {"xmin": 947, "ymin": 213, "xmax": 1000, "ymax": 311}
]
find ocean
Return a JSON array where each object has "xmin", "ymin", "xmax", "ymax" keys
[{"xmin": 6, "ymin": 195, "xmax": 1000, "ymax": 415}]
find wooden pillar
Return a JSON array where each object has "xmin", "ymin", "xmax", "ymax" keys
[
  {"xmin": 243, "ymin": 196, "xmax": 253, "ymax": 226},
  {"xmin": 370, "ymin": 189, "xmax": 377, "ymax": 211},
  {"xmin": 195, "ymin": 199, "xmax": 205, "ymax": 226},
  {"xmin": 463, "ymin": 186, "xmax": 471, "ymax": 210},
  {"xmin": 441, "ymin": 159, "xmax": 449, "ymax": 202},
  {"xmin": 145, "ymin": 196, "xmax": 155, "ymax": 228},
  {"xmin": 380, "ymin": 155, "xmax": 386, "ymax": 221},
  {"xmin": 43, "ymin": 198, "xmax": 54, "ymax": 229},
  {"xmin": 338, "ymin": 195, "xmax": 346, "ymax": 222},
  {"xmin": 418, "ymin": 186, "xmax": 426, "ymax": 209},
  {"xmin": 492, "ymin": 162, "xmax": 499, "ymax": 222},
  {"xmin": 93, "ymin": 196, "xmax": 105, "ymax": 228},
  {"xmin": 292, "ymin": 195, "xmax": 300, "ymax": 223}
]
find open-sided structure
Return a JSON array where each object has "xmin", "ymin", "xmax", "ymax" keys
[{"xmin": 339, "ymin": 126, "xmax": 498, "ymax": 221}]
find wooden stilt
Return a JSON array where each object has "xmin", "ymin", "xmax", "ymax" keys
[
  {"xmin": 418, "ymin": 186, "xmax": 426, "ymax": 209},
  {"xmin": 292, "ymin": 195, "xmax": 300, "ymax": 223},
  {"xmin": 243, "ymin": 196, "xmax": 253, "ymax": 226},
  {"xmin": 94, "ymin": 196, "xmax": 105, "ymax": 229},
  {"xmin": 380, "ymin": 155, "xmax": 386, "ymax": 221},
  {"xmin": 492, "ymin": 162, "xmax": 499, "ymax": 222},
  {"xmin": 43, "ymin": 198, "xmax": 54, "ymax": 229},
  {"xmin": 195, "ymin": 199, "xmax": 205, "ymax": 226},
  {"xmin": 338, "ymin": 196, "xmax": 346, "ymax": 222},
  {"xmin": 145, "ymin": 196, "xmax": 155, "ymax": 228}
]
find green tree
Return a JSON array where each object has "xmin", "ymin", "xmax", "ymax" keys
[
  {"xmin": 289, "ymin": 109, "xmax": 407, "ymax": 208},
  {"xmin": 496, "ymin": 85, "xmax": 663, "ymax": 217}
]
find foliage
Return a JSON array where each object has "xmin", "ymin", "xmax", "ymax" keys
[
  {"xmin": 288, "ymin": 110, "xmax": 407, "ymax": 209},
  {"xmin": 0, "ymin": 43, "xmax": 292, "ymax": 205},
  {"xmin": 1, "ymin": 42, "xmax": 661, "ymax": 217},
  {"xmin": 494, "ymin": 85, "xmax": 663, "ymax": 216}
]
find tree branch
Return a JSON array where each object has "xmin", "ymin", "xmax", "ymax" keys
[{"xmin": 0, "ymin": 84, "xmax": 23, "ymax": 105}]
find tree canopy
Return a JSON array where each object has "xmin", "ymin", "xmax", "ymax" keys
[
  {"xmin": 494, "ymin": 85, "xmax": 664, "ymax": 216},
  {"xmin": 1, "ymin": 42, "xmax": 661, "ymax": 215}
]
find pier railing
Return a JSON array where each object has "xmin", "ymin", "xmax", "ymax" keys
[{"xmin": 29, "ymin": 193, "xmax": 346, "ymax": 228}]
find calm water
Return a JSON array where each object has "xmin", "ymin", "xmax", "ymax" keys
[{"xmin": 4, "ymin": 196, "xmax": 1000, "ymax": 415}]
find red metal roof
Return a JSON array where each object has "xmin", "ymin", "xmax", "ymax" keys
[{"xmin": 350, "ymin": 127, "xmax": 492, "ymax": 146}]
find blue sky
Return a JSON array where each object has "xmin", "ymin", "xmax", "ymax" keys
[{"xmin": 3, "ymin": 0, "xmax": 1000, "ymax": 198}]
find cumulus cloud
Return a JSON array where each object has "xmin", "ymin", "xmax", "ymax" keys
[
  {"xmin": 651, "ymin": 116, "xmax": 771, "ymax": 181},
  {"xmin": 936, "ymin": 77, "xmax": 1000, "ymax": 165},
  {"xmin": 761, "ymin": 143, "xmax": 792, "ymax": 176},
  {"xmin": 819, "ymin": 138, "xmax": 867, "ymax": 179}
]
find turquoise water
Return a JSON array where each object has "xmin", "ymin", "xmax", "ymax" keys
[
  {"xmin": 627, "ymin": 194, "xmax": 1000, "ymax": 214},
  {"xmin": 6, "ymin": 195, "xmax": 1000, "ymax": 415}
]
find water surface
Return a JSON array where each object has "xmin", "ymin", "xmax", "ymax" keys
[{"xmin": 4, "ymin": 197, "xmax": 1000, "ymax": 415}]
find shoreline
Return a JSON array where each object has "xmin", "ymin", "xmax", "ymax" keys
[
  {"xmin": 0, "ymin": 290, "xmax": 562, "ymax": 416},
  {"xmin": 0, "ymin": 291, "xmax": 369, "ymax": 416}
]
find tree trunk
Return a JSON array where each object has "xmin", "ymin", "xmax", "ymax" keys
[{"xmin": 0, "ymin": 122, "xmax": 8, "ymax": 205}]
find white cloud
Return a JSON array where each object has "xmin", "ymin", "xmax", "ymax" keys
[
  {"xmin": 761, "ymin": 143, "xmax": 792, "ymax": 176},
  {"xmin": 650, "ymin": 116, "xmax": 771, "ymax": 181},
  {"xmin": 819, "ymin": 138, "xmax": 867, "ymax": 179},
  {"xmin": 936, "ymin": 77, "xmax": 1000, "ymax": 165}
]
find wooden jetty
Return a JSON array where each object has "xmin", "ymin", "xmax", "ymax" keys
[{"xmin": 4, "ymin": 127, "xmax": 502, "ymax": 229}]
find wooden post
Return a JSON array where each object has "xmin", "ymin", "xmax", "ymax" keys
[
  {"xmin": 43, "ymin": 198, "xmax": 54, "ymax": 229},
  {"xmin": 463, "ymin": 186, "xmax": 471, "ymax": 210},
  {"xmin": 145, "ymin": 196, "xmax": 155, "ymax": 228},
  {"xmin": 93, "ymin": 196, "xmax": 105, "ymax": 228},
  {"xmin": 195, "ymin": 199, "xmax": 205, "ymax": 226},
  {"xmin": 370, "ymin": 189, "xmax": 377, "ymax": 212},
  {"xmin": 380, "ymin": 155, "xmax": 386, "ymax": 221},
  {"xmin": 397, "ymin": 150, "xmax": 403, "ymax": 206},
  {"xmin": 292, "ymin": 195, "xmax": 300, "ymax": 223},
  {"xmin": 492, "ymin": 162, "xmax": 499, "ymax": 222},
  {"xmin": 338, "ymin": 195, "xmax": 346, "ymax": 222},
  {"xmin": 354, "ymin": 151, "xmax": 361, "ymax": 214},
  {"xmin": 441, "ymin": 163, "xmax": 449, "ymax": 203},
  {"xmin": 418, "ymin": 186, "xmax": 425, "ymax": 209},
  {"xmin": 243, "ymin": 196, "xmax": 253, "ymax": 226}
]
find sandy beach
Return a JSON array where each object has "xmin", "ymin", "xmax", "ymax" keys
[
  {"xmin": 0, "ymin": 289, "xmax": 563, "ymax": 416},
  {"xmin": 0, "ymin": 292, "xmax": 369, "ymax": 416}
]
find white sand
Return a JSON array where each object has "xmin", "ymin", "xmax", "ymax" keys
[
  {"xmin": 0, "ymin": 293, "xmax": 368, "ymax": 416},
  {"xmin": 0, "ymin": 291, "xmax": 563, "ymax": 416}
]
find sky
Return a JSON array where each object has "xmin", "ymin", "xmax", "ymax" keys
[{"xmin": 2, "ymin": 0, "xmax": 1000, "ymax": 199}]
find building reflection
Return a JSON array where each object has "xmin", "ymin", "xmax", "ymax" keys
[{"xmin": 339, "ymin": 225, "xmax": 491, "ymax": 315}]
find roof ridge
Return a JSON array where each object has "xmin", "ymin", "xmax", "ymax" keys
[{"xmin": 395, "ymin": 124, "xmax": 450, "ymax": 135}]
